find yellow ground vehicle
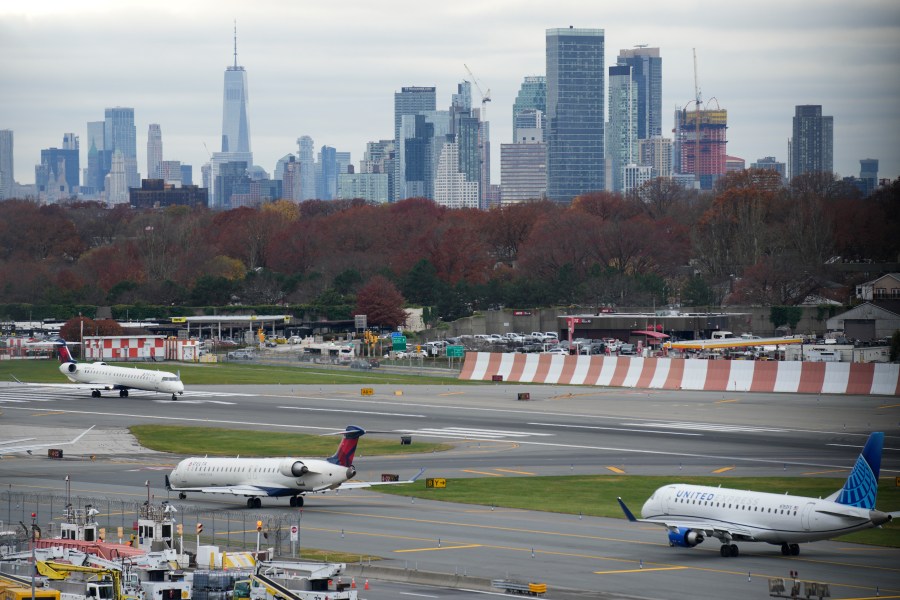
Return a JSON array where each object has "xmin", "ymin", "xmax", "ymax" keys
[
  {"xmin": 35, "ymin": 561, "xmax": 138, "ymax": 600},
  {"xmin": 0, "ymin": 587, "xmax": 61, "ymax": 600}
]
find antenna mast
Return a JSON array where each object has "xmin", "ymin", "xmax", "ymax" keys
[
  {"xmin": 692, "ymin": 48, "xmax": 702, "ymax": 185},
  {"xmin": 233, "ymin": 20, "xmax": 238, "ymax": 68}
]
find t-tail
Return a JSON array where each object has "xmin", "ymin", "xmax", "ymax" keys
[
  {"xmin": 55, "ymin": 339, "xmax": 76, "ymax": 364},
  {"xmin": 828, "ymin": 432, "xmax": 883, "ymax": 510},
  {"xmin": 327, "ymin": 425, "xmax": 366, "ymax": 467}
]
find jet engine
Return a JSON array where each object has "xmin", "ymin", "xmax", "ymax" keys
[
  {"xmin": 668, "ymin": 527, "xmax": 704, "ymax": 547},
  {"xmin": 278, "ymin": 460, "xmax": 309, "ymax": 477},
  {"xmin": 346, "ymin": 465, "xmax": 357, "ymax": 480},
  {"xmin": 66, "ymin": 363, "xmax": 77, "ymax": 373}
]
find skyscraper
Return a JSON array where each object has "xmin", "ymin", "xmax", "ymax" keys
[
  {"xmin": 546, "ymin": 27, "xmax": 605, "ymax": 203},
  {"xmin": 297, "ymin": 136, "xmax": 316, "ymax": 200},
  {"xmin": 607, "ymin": 64, "xmax": 637, "ymax": 192},
  {"xmin": 0, "ymin": 130, "xmax": 13, "ymax": 200},
  {"xmin": 221, "ymin": 26, "xmax": 252, "ymax": 157},
  {"xmin": 104, "ymin": 107, "xmax": 139, "ymax": 189},
  {"xmin": 790, "ymin": 105, "xmax": 833, "ymax": 179},
  {"xmin": 512, "ymin": 76, "xmax": 546, "ymax": 142},
  {"xmin": 147, "ymin": 124, "xmax": 162, "ymax": 179},
  {"xmin": 85, "ymin": 121, "xmax": 108, "ymax": 194},
  {"xmin": 617, "ymin": 47, "xmax": 662, "ymax": 140},
  {"xmin": 674, "ymin": 106, "xmax": 728, "ymax": 190},
  {"xmin": 393, "ymin": 86, "xmax": 436, "ymax": 201}
]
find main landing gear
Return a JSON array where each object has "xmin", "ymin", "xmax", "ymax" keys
[
  {"xmin": 91, "ymin": 390, "xmax": 101, "ymax": 398},
  {"xmin": 172, "ymin": 394, "xmax": 178, "ymax": 401},
  {"xmin": 720, "ymin": 544, "xmax": 739, "ymax": 557},
  {"xmin": 178, "ymin": 493, "xmax": 187, "ymax": 500},
  {"xmin": 119, "ymin": 389, "xmax": 129, "ymax": 397},
  {"xmin": 781, "ymin": 543, "xmax": 800, "ymax": 556},
  {"xmin": 247, "ymin": 498, "xmax": 262, "ymax": 509},
  {"xmin": 289, "ymin": 496, "xmax": 304, "ymax": 507}
]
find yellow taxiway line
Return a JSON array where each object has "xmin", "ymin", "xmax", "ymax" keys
[
  {"xmin": 712, "ymin": 466, "xmax": 735, "ymax": 474},
  {"xmin": 394, "ymin": 544, "xmax": 483, "ymax": 553},
  {"xmin": 606, "ymin": 466, "xmax": 626, "ymax": 474}
]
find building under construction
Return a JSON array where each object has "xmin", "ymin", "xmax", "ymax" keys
[{"xmin": 673, "ymin": 104, "xmax": 727, "ymax": 190}]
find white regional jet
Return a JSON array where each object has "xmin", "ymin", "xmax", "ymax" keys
[
  {"xmin": 165, "ymin": 425, "xmax": 425, "ymax": 508},
  {"xmin": 20, "ymin": 339, "xmax": 185, "ymax": 401},
  {"xmin": 618, "ymin": 432, "xmax": 896, "ymax": 557}
]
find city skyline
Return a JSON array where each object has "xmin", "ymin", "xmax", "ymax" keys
[{"xmin": 1, "ymin": 0, "xmax": 898, "ymax": 188}]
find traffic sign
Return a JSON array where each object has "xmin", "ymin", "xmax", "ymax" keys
[
  {"xmin": 446, "ymin": 345, "xmax": 464, "ymax": 358},
  {"xmin": 290, "ymin": 525, "xmax": 298, "ymax": 542},
  {"xmin": 392, "ymin": 336, "xmax": 407, "ymax": 351}
]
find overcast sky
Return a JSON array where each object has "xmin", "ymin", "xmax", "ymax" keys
[{"xmin": 2, "ymin": 0, "xmax": 899, "ymax": 187}]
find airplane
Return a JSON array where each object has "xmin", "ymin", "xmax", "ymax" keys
[
  {"xmin": 15, "ymin": 339, "xmax": 184, "ymax": 401},
  {"xmin": 164, "ymin": 425, "xmax": 425, "ymax": 508},
  {"xmin": 0, "ymin": 426, "xmax": 95, "ymax": 458},
  {"xmin": 618, "ymin": 432, "xmax": 896, "ymax": 557}
]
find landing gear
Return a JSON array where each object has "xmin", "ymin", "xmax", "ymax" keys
[
  {"xmin": 178, "ymin": 493, "xmax": 187, "ymax": 500},
  {"xmin": 172, "ymin": 394, "xmax": 178, "ymax": 401},
  {"xmin": 781, "ymin": 543, "xmax": 800, "ymax": 556},
  {"xmin": 247, "ymin": 497, "xmax": 262, "ymax": 509},
  {"xmin": 289, "ymin": 496, "xmax": 304, "ymax": 507},
  {"xmin": 119, "ymin": 389, "xmax": 128, "ymax": 398},
  {"xmin": 720, "ymin": 544, "xmax": 739, "ymax": 557},
  {"xmin": 91, "ymin": 390, "xmax": 101, "ymax": 398}
]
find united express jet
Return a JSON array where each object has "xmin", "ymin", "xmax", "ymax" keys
[
  {"xmin": 618, "ymin": 432, "xmax": 895, "ymax": 557},
  {"xmin": 165, "ymin": 425, "xmax": 424, "ymax": 508}
]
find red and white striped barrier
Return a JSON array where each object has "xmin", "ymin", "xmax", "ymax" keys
[{"xmin": 458, "ymin": 352, "xmax": 900, "ymax": 396}]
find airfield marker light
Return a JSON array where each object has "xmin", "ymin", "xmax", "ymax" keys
[
  {"xmin": 196, "ymin": 523, "xmax": 203, "ymax": 535},
  {"xmin": 256, "ymin": 520, "xmax": 263, "ymax": 532}
]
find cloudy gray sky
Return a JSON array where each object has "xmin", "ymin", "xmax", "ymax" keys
[{"xmin": 2, "ymin": 0, "xmax": 899, "ymax": 187}]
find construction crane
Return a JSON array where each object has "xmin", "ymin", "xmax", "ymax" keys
[
  {"xmin": 692, "ymin": 48, "xmax": 702, "ymax": 185},
  {"xmin": 463, "ymin": 63, "xmax": 491, "ymax": 120}
]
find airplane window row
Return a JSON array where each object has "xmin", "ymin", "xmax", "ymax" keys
[
  {"xmin": 196, "ymin": 466, "xmax": 277, "ymax": 473},
  {"xmin": 677, "ymin": 498, "xmax": 796, "ymax": 515}
]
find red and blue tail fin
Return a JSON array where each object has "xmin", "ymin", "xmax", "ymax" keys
[
  {"xmin": 327, "ymin": 426, "xmax": 366, "ymax": 467},
  {"xmin": 55, "ymin": 339, "xmax": 76, "ymax": 364},
  {"xmin": 832, "ymin": 432, "xmax": 883, "ymax": 510}
]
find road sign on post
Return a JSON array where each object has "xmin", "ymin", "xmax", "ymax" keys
[
  {"xmin": 354, "ymin": 315, "xmax": 367, "ymax": 330},
  {"xmin": 446, "ymin": 345, "xmax": 464, "ymax": 358},
  {"xmin": 392, "ymin": 336, "xmax": 407, "ymax": 351}
]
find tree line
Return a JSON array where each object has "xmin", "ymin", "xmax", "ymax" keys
[{"xmin": 0, "ymin": 171, "xmax": 896, "ymax": 329}]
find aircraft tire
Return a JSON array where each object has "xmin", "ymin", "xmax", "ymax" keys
[
  {"xmin": 120, "ymin": 389, "xmax": 128, "ymax": 398},
  {"xmin": 247, "ymin": 498, "xmax": 254, "ymax": 508},
  {"xmin": 781, "ymin": 543, "xmax": 790, "ymax": 556},
  {"xmin": 296, "ymin": 496, "xmax": 304, "ymax": 507},
  {"xmin": 730, "ymin": 544, "xmax": 739, "ymax": 557},
  {"xmin": 178, "ymin": 493, "xmax": 186, "ymax": 500},
  {"xmin": 790, "ymin": 544, "xmax": 799, "ymax": 556},
  {"xmin": 92, "ymin": 390, "xmax": 101, "ymax": 398},
  {"xmin": 720, "ymin": 545, "xmax": 729, "ymax": 557},
  {"xmin": 253, "ymin": 498, "xmax": 262, "ymax": 509},
  {"xmin": 172, "ymin": 394, "xmax": 177, "ymax": 401}
]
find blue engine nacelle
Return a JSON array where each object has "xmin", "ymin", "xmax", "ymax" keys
[{"xmin": 668, "ymin": 527, "xmax": 704, "ymax": 548}]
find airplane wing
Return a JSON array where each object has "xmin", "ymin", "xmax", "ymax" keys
[
  {"xmin": 617, "ymin": 497, "xmax": 757, "ymax": 542},
  {"xmin": 0, "ymin": 426, "xmax": 95, "ymax": 457},
  {"xmin": 11, "ymin": 377, "xmax": 122, "ymax": 392},
  {"xmin": 337, "ymin": 467, "xmax": 426, "ymax": 490},
  {"xmin": 167, "ymin": 483, "xmax": 292, "ymax": 497}
]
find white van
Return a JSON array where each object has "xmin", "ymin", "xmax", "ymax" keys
[{"xmin": 710, "ymin": 331, "xmax": 734, "ymax": 340}]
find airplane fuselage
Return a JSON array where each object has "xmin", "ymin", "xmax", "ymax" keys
[
  {"xmin": 643, "ymin": 484, "xmax": 890, "ymax": 544},
  {"xmin": 168, "ymin": 456, "xmax": 355, "ymax": 496},
  {"xmin": 59, "ymin": 361, "xmax": 184, "ymax": 396}
]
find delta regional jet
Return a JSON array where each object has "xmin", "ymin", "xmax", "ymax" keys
[
  {"xmin": 619, "ymin": 432, "xmax": 896, "ymax": 557},
  {"xmin": 165, "ymin": 425, "xmax": 425, "ymax": 508},
  {"xmin": 16, "ymin": 339, "xmax": 184, "ymax": 401}
]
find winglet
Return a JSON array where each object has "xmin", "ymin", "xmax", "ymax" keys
[
  {"xmin": 409, "ymin": 467, "xmax": 426, "ymax": 482},
  {"xmin": 10, "ymin": 375, "xmax": 22, "ymax": 383},
  {"xmin": 63, "ymin": 426, "xmax": 95, "ymax": 446},
  {"xmin": 618, "ymin": 497, "xmax": 638, "ymax": 522},
  {"xmin": 165, "ymin": 474, "xmax": 171, "ymax": 491}
]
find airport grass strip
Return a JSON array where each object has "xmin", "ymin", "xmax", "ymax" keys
[
  {"xmin": 130, "ymin": 425, "xmax": 450, "ymax": 457},
  {"xmin": 0, "ymin": 358, "xmax": 469, "ymax": 386}
]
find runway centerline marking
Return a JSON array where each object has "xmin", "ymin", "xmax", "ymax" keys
[
  {"xmin": 529, "ymin": 422, "xmax": 701, "ymax": 436},
  {"xmin": 278, "ymin": 406, "xmax": 426, "ymax": 418}
]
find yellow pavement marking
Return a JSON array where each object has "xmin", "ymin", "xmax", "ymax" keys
[
  {"xmin": 438, "ymin": 391, "xmax": 467, "ymax": 396},
  {"xmin": 460, "ymin": 469, "xmax": 504, "ymax": 477},
  {"xmin": 595, "ymin": 566, "xmax": 688, "ymax": 574},
  {"xmin": 714, "ymin": 399, "xmax": 739, "ymax": 404},
  {"xmin": 29, "ymin": 411, "xmax": 67, "ymax": 416},
  {"xmin": 877, "ymin": 403, "xmax": 900, "ymax": 409},
  {"xmin": 394, "ymin": 544, "xmax": 482, "ymax": 553},
  {"xmin": 606, "ymin": 466, "xmax": 626, "ymax": 474},
  {"xmin": 712, "ymin": 466, "xmax": 735, "ymax": 474},
  {"xmin": 803, "ymin": 469, "xmax": 849, "ymax": 476},
  {"xmin": 494, "ymin": 468, "xmax": 535, "ymax": 475}
]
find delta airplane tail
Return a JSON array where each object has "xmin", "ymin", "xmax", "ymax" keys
[
  {"xmin": 828, "ymin": 432, "xmax": 883, "ymax": 510},
  {"xmin": 326, "ymin": 425, "xmax": 366, "ymax": 467},
  {"xmin": 55, "ymin": 339, "xmax": 76, "ymax": 364}
]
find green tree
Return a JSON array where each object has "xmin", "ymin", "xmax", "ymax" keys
[
  {"xmin": 190, "ymin": 276, "xmax": 236, "ymax": 306},
  {"xmin": 682, "ymin": 275, "xmax": 714, "ymax": 307},
  {"xmin": 402, "ymin": 259, "xmax": 441, "ymax": 305}
]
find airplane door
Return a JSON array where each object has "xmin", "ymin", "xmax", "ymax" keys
[
  {"xmin": 662, "ymin": 486, "xmax": 675, "ymax": 515},
  {"xmin": 801, "ymin": 502, "xmax": 815, "ymax": 531}
]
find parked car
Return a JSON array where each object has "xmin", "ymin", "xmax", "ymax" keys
[
  {"xmin": 227, "ymin": 349, "xmax": 256, "ymax": 360},
  {"xmin": 349, "ymin": 359, "xmax": 373, "ymax": 370}
]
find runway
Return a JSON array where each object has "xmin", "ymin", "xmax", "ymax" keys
[{"xmin": 1, "ymin": 382, "xmax": 898, "ymax": 599}]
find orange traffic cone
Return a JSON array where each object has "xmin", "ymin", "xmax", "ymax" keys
[
  {"xmin": 351, "ymin": 578, "xmax": 356, "ymax": 589},
  {"xmin": 364, "ymin": 579, "xmax": 369, "ymax": 590}
]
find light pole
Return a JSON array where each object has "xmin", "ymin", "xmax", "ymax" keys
[{"xmin": 30, "ymin": 512, "xmax": 36, "ymax": 600}]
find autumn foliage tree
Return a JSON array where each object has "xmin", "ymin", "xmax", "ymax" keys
[{"xmin": 354, "ymin": 275, "xmax": 407, "ymax": 329}]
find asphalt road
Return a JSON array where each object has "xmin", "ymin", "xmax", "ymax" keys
[{"xmin": 0, "ymin": 381, "xmax": 898, "ymax": 599}]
